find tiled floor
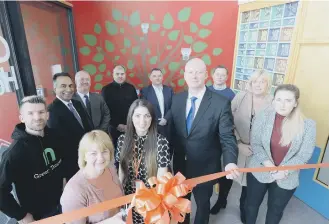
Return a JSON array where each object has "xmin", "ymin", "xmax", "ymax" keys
[{"xmin": 189, "ymin": 182, "xmax": 329, "ymax": 224}]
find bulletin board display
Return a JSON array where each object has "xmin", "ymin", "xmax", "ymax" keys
[{"xmin": 232, "ymin": 1, "xmax": 299, "ymax": 93}]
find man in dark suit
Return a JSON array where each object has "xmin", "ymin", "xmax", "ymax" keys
[
  {"xmin": 140, "ymin": 68, "xmax": 174, "ymax": 140},
  {"xmin": 73, "ymin": 70, "xmax": 111, "ymax": 133},
  {"xmin": 48, "ymin": 72, "xmax": 93, "ymax": 180},
  {"xmin": 170, "ymin": 58, "xmax": 240, "ymax": 224}
]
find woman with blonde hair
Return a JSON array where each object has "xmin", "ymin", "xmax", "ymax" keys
[
  {"xmin": 60, "ymin": 130, "xmax": 124, "ymax": 224},
  {"xmin": 246, "ymin": 84, "xmax": 316, "ymax": 224},
  {"xmin": 211, "ymin": 70, "xmax": 273, "ymax": 222}
]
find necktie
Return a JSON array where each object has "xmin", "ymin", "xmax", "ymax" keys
[
  {"xmin": 186, "ymin": 96, "xmax": 197, "ymax": 135},
  {"xmin": 84, "ymin": 95, "xmax": 92, "ymax": 117},
  {"xmin": 68, "ymin": 102, "xmax": 84, "ymax": 128}
]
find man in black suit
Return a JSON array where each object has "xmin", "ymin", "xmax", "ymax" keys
[
  {"xmin": 48, "ymin": 72, "xmax": 93, "ymax": 180},
  {"xmin": 170, "ymin": 58, "xmax": 239, "ymax": 224},
  {"xmin": 140, "ymin": 68, "xmax": 174, "ymax": 140}
]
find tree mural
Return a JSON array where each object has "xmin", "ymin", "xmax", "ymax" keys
[{"xmin": 79, "ymin": 7, "xmax": 223, "ymax": 92}]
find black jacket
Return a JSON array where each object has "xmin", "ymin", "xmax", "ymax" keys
[{"xmin": 0, "ymin": 124, "xmax": 64, "ymax": 220}]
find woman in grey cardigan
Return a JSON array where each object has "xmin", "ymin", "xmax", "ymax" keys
[{"xmin": 246, "ymin": 84, "xmax": 316, "ymax": 224}]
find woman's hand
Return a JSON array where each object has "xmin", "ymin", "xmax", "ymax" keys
[
  {"xmin": 238, "ymin": 143, "xmax": 253, "ymax": 157},
  {"xmin": 271, "ymin": 170, "xmax": 288, "ymax": 180}
]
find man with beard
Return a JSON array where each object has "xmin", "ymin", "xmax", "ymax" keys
[
  {"xmin": 0, "ymin": 96, "xmax": 64, "ymax": 223},
  {"xmin": 48, "ymin": 72, "xmax": 93, "ymax": 180},
  {"xmin": 73, "ymin": 70, "xmax": 110, "ymax": 133},
  {"xmin": 101, "ymin": 65, "xmax": 138, "ymax": 150}
]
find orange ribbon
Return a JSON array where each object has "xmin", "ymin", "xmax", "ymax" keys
[
  {"xmin": 128, "ymin": 172, "xmax": 192, "ymax": 224},
  {"xmin": 32, "ymin": 163, "xmax": 329, "ymax": 224}
]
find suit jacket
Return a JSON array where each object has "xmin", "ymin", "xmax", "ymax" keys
[
  {"xmin": 47, "ymin": 98, "xmax": 93, "ymax": 179},
  {"xmin": 170, "ymin": 88, "xmax": 238, "ymax": 179},
  {"xmin": 140, "ymin": 85, "xmax": 174, "ymax": 120},
  {"xmin": 249, "ymin": 107, "xmax": 316, "ymax": 190},
  {"xmin": 73, "ymin": 92, "xmax": 111, "ymax": 133}
]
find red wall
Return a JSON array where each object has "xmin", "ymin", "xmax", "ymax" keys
[{"xmin": 72, "ymin": 1, "xmax": 238, "ymax": 92}]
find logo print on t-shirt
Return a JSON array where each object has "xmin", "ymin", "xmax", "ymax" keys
[{"xmin": 43, "ymin": 148, "xmax": 56, "ymax": 166}]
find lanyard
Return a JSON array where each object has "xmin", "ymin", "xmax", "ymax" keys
[{"xmin": 132, "ymin": 146, "xmax": 143, "ymax": 179}]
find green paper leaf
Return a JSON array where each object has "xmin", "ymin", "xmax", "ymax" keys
[
  {"xmin": 180, "ymin": 69, "xmax": 184, "ymax": 75},
  {"xmin": 160, "ymin": 31, "xmax": 166, "ymax": 36},
  {"xmin": 94, "ymin": 83, "xmax": 103, "ymax": 90},
  {"xmin": 190, "ymin": 23, "xmax": 198, "ymax": 33},
  {"xmin": 83, "ymin": 64, "xmax": 97, "ymax": 75},
  {"xmin": 127, "ymin": 60, "xmax": 134, "ymax": 69},
  {"xmin": 149, "ymin": 56, "xmax": 158, "ymax": 65},
  {"xmin": 200, "ymin": 12, "xmax": 214, "ymax": 26},
  {"xmin": 162, "ymin": 68, "xmax": 167, "ymax": 74},
  {"xmin": 80, "ymin": 46, "xmax": 90, "ymax": 56},
  {"xmin": 124, "ymin": 15, "xmax": 128, "ymax": 21},
  {"xmin": 132, "ymin": 46, "xmax": 140, "ymax": 55},
  {"xmin": 163, "ymin": 13, "xmax": 174, "ymax": 29},
  {"xmin": 107, "ymin": 71, "xmax": 111, "ymax": 76},
  {"xmin": 83, "ymin": 34, "xmax": 97, "ymax": 46},
  {"xmin": 199, "ymin": 29, "xmax": 212, "ymax": 38},
  {"xmin": 178, "ymin": 7, "xmax": 191, "ymax": 22},
  {"xmin": 99, "ymin": 64, "xmax": 106, "ymax": 72},
  {"xmin": 206, "ymin": 80, "xmax": 213, "ymax": 86},
  {"xmin": 150, "ymin": 14, "xmax": 155, "ymax": 21},
  {"xmin": 168, "ymin": 62, "xmax": 180, "ymax": 72},
  {"xmin": 120, "ymin": 28, "xmax": 124, "ymax": 34},
  {"xmin": 129, "ymin": 73, "xmax": 135, "ymax": 77},
  {"xmin": 184, "ymin": 35, "xmax": 193, "ymax": 44},
  {"xmin": 121, "ymin": 49, "xmax": 126, "ymax": 54},
  {"xmin": 213, "ymin": 48, "xmax": 223, "ymax": 56},
  {"xmin": 112, "ymin": 9, "xmax": 122, "ymax": 21},
  {"xmin": 129, "ymin": 11, "xmax": 141, "ymax": 27},
  {"xmin": 193, "ymin": 41, "xmax": 208, "ymax": 53},
  {"xmin": 178, "ymin": 78, "xmax": 185, "ymax": 87},
  {"xmin": 95, "ymin": 74, "xmax": 103, "ymax": 82},
  {"xmin": 140, "ymin": 36, "xmax": 145, "ymax": 41},
  {"xmin": 151, "ymin": 24, "xmax": 160, "ymax": 32},
  {"xmin": 147, "ymin": 48, "xmax": 151, "ymax": 55},
  {"xmin": 114, "ymin": 56, "xmax": 120, "ymax": 61},
  {"xmin": 94, "ymin": 23, "xmax": 101, "ymax": 34},
  {"xmin": 202, "ymin": 54, "xmax": 211, "ymax": 65},
  {"xmin": 166, "ymin": 45, "xmax": 172, "ymax": 50},
  {"xmin": 168, "ymin": 30, "xmax": 180, "ymax": 41},
  {"xmin": 124, "ymin": 38, "xmax": 131, "ymax": 48},
  {"xmin": 105, "ymin": 40, "xmax": 115, "ymax": 52},
  {"xmin": 105, "ymin": 21, "xmax": 118, "ymax": 35},
  {"xmin": 93, "ymin": 53, "xmax": 104, "ymax": 63}
]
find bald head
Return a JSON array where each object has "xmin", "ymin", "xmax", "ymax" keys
[
  {"xmin": 75, "ymin": 70, "xmax": 91, "ymax": 94},
  {"xmin": 184, "ymin": 58, "xmax": 208, "ymax": 89}
]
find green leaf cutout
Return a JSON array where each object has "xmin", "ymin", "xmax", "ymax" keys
[
  {"xmin": 93, "ymin": 53, "xmax": 104, "ymax": 63},
  {"xmin": 105, "ymin": 40, "xmax": 115, "ymax": 52},
  {"xmin": 129, "ymin": 11, "xmax": 141, "ymax": 27},
  {"xmin": 112, "ymin": 9, "xmax": 122, "ymax": 21},
  {"xmin": 94, "ymin": 23, "xmax": 101, "ymax": 34},
  {"xmin": 184, "ymin": 35, "xmax": 193, "ymax": 44},
  {"xmin": 190, "ymin": 23, "xmax": 198, "ymax": 33},
  {"xmin": 124, "ymin": 38, "xmax": 131, "ymax": 48},
  {"xmin": 80, "ymin": 46, "xmax": 90, "ymax": 56},
  {"xmin": 121, "ymin": 49, "xmax": 127, "ymax": 54},
  {"xmin": 83, "ymin": 34, "xmax": 97, "ymax": 46},
  {"xmin": 178, "ymin": 7, "xmax": 191, "ymax": 22},
  {"xmin": 120, "ymin": 28, "xmax": 124, "ymax": 34},
  {"xmin": 213, "ymin": 48, "xmax": 223, "ymax": 56},
  {"xmin": 127, "ymin": 60, "xmax": 134, "ymax": 69},
  {"xmin": 149, "ymin": 56, "xmax": 158, "ymax": 65},
  {"xmin": 114, "ymin": 56, "xmax": 120, "ymax": 61},
  {"xmin": 193, "ymin": 41, "xmax": 208, "ymax": 53},
  {"xmin": 83, "ymin": 64, "xmax": 97, "ymax": 75},
  {"xmin": 200, "ymin": 12, "xmax": 214, "ymax": 26},
  {"xmin": 132, "ymin": 46, "xmax": 140, "ymax": 55},
  {"xmin": 150, "ymin": 14, "xmax": 155, "ymax": 21},
  {"xmin": 199, "ymin": 29, "xmax": 212, "ymax": 38},
  {"xmin": 129, "ymin": 73, "xmax": 135, "ymax": 77},
  {"xmin": 95, "ymin": 74, "xmax": 103, "ymax": 82},
  {"xmin": 163, "ymin": 13, "xmax": 174, "ymax": 29},
  {"xmin": 99, "ymin": 64, "xmax": 106, "ymax": 72},
  {"xmin": 168, "ymin": 62, "xmax": 180, "ymax": 71},
  {"xmin": 168, "ymin": 30, "xmax": 180, "ymax": 41},
  {"xmin": 94, "ymin": 83, "xmax": 103, "ymax": 90},
  {"xmin": 151, "ymin": 24, "xmax": 160, "ymax": 32},
  {"xmin": 105, "ymin": 21, "xmax": 118, "ymax": 35},
  {"xmin": 202, "ymin": 54, "xmax": 211, "ymax": 65},
  {"xmin": 178, "ymin": 78, "xmax": 185, "ymax": 86}
]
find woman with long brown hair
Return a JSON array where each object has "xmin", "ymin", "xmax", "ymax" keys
[{"xmin": 115, "ymin": 99, "xmax": 171, "ymax": 224}]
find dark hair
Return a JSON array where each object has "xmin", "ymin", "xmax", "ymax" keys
[
  {"xmin": 53, "ymin": 72, "xmax": 72, "ymax": 82},
  {"xmin": 274, "ymin": 84, "xmax": 300, "ymax": 100},
  {"xmin": 120, "ymin": 99, "xmax": 158, "ymax": 185},
  {"xmin": 20, "ymin": 95, "xmax": 46, "ymax": 111},
  {"xmin": 213, "ymin": 65, "xmax": 228, "ymax": 74},
  {"xmin": 150, "ymin": 68, "xmax": 162, "ymax": 74}
]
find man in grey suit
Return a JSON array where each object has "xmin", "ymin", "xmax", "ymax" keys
[
  {"xmin": 170, "ymin": 58, "xmax": 240, "ymax": 224},
  {"xmin": 73, "ymin": 70, "xmax": 110, "ymax": 133}
]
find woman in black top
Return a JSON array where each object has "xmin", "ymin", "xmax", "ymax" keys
[{"xmin": 115, "ymin": 99, "xmax": 171, "ymax": 224}]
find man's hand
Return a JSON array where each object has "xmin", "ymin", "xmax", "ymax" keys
[
  {"xmin": 158, "ymin": 118, "xmax": 167, "ymax": 126},
  {"xmin": 225, "ymin": 163, "xmax": 240, "ymax": 179},
  {"xmin": 117, "ymin": 124, "xmax": 127, "ymax": 133},
  {"xmin": 18, "ymin": 213, "xmax": 34, "ymax": 224},
  {"xmin": 271, "ymin": 170, "xmax": 288, "ymax": 180},
  {"xmin": 238, "ymin": 143, "xmax": 253, "ymax": 157}
]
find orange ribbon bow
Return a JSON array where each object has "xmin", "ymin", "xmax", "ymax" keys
[{"xmin": 129, "ymin": 172, "xmax": 192, "ymax": 224}]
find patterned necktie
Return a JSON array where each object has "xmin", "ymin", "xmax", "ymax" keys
[
  {"xmin": 84, "ymin": 95, "xmax": 92, "ymax": 117},
  {"xmin": 68, "ymin": 102, "xmax": 84, "ymax": 128},
  {"xmin": 186, "ymin": 96, "xmax": 198, "ymax": 135}
]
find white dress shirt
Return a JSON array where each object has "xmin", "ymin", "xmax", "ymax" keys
[
  {"xmin": 77, "ymin": 91, "xmax": 90, "ymax": 107},
  {"xmin": 152, "ymin": 84, "xmax": 165, "ymax": 119},
  {"xmin": 56, "ymin": 96, "xmax": 81, "ymax": 119},
  {"xmin": 185, "ymin": 86, "xmax": 206, "ymax": 118}
]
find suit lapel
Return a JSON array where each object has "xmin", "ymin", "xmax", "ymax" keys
[
  {"xmin": 74, "ymin": 93, "xmax": 87, "ymax": 110},
  {"xmin": 88, "ymin": 93, "xmax": 96, "ymax": 121},
  {"xmin": 150, "ymin": 86, "xmax": 161, "ymax": 114},
  {"xmin": 188, "ymin": 89, "xmax": 211, "ymax": 136},
  {"xmin": 163, "ymin": 86, "xmax": 169, "ymax": 113},
  {"xmin": 179, "ymin": 92, "xmax": 188, "ymax": 137},
  {"xmin": 261, "ymin": 109, "xmax": 276, "ymax": 160}
]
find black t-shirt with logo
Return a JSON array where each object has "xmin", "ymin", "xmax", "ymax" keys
[{"xmin": 0, "ymin": 123, "xmax": 64, "ymax": 220}]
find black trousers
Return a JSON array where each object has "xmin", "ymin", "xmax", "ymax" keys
[
  {"xmin": 245, "ymin": 173, "xmax": 296, "ymax": 224},
  {"xmin": 182, "ymin": 181, "xmax": 213, "ymax": 224}
]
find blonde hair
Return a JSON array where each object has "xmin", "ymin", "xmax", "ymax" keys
[
  {"xmin": 274, "ymin": 84, "xmax": 305, "ymax": 146},
  {"xmin": 78, "ymin": 130, "xmax": 114, "ymax": 169},
  {"xmin": 247, "ymin": 70, "xmax": 272, "ymax": 94}
]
